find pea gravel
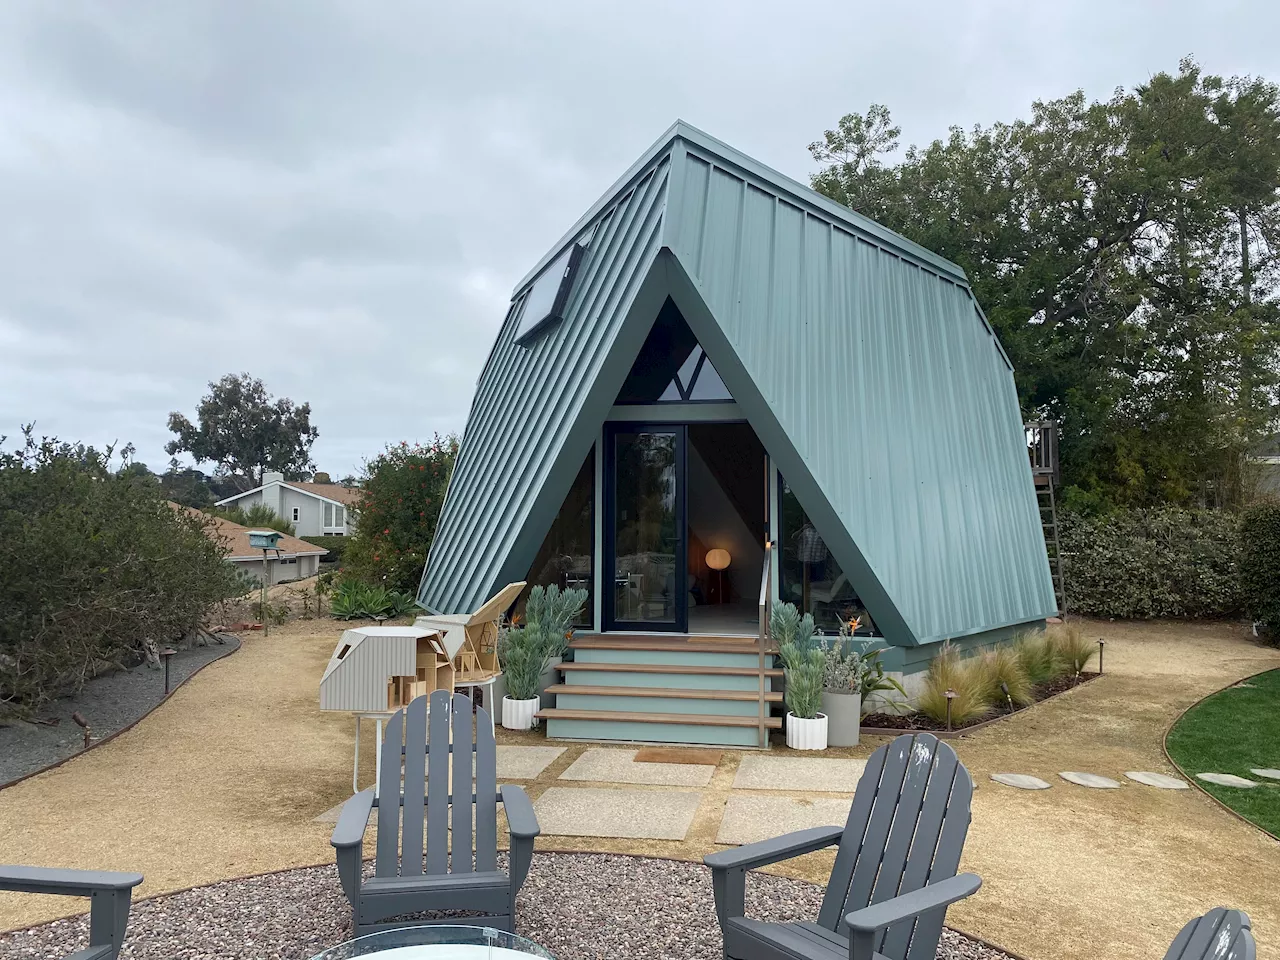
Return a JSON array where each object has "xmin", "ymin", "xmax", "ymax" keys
[{"xmin": 0, "ymin": 853, "xmax": 1011, "ymax": 960}]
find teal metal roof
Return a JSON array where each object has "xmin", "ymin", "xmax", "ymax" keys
[{"xmin": 420, "ymin": 122, "xmax": 1057, "ymax": 644}]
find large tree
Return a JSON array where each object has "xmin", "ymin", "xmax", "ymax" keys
[
  {"xmin": 166, "ymin": 373, "xmax": 318, "ymax": 491},
  {"xmin": 809, "ymin": 58, "xmax": 1280, "ymax": 510}
]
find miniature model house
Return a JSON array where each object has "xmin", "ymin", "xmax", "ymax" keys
[
  {"xmin": 414, "ymin": 581, "xmax": 524, "ymax": 684},
  {"xmin": 319, "ymin": 625, "xmax": 455, "ymax": 714}
]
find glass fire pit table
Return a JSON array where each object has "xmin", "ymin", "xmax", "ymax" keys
[{"xmin": 310, "ymin": 926, "xmax": 553, "ymax": 960}]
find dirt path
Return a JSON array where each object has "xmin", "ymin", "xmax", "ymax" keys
[{"xmin": 2, "ymin": 618, "xmax": 1277, "ymax": 960}]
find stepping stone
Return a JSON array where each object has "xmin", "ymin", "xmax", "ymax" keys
[
  {"xmin": 533, "ymin": 787, "xmax": 702, "ymax": 840},
  {"xmin": 1125, "ymin": 771, "xmax": 1189, "ymax": 790},
  {"xmin": 990, "ymin": 773, "xmax": 1052, "ymax": 790},
  {"xmin": 1060, "ymin": 771, "xmax": 1121, "ymax": 789},
  {"xmin": 1250, "ymin": 769, "xmax": 1280, "ymax": 781},
  {"xmin": 732, "ymin": 755, "xmax": 867, "ymax": 792},
  {"xmin": 496, "ymin": 746, "xmax": 565, "ymax": 780},
  {"xmin": 559, "ymin": 748, "xmax": 714, "ymax": 786},
  {"xmin": 1196, "ymin": 773, "xmax": 1258, "ymax": 788},
  {"xmin": 634, "ymin": 747, "xmax": 722, "ymax": 765},
  {"xmin": 718, "ymin": 795, "xmax": 853, "ymax": 845}
]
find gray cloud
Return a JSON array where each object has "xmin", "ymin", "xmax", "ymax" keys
[{"xmin": 2, "ymin": 0, "xmax": 1278, "ymax": 477}]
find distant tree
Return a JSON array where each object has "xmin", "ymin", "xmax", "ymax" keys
[
  {"xmin": 312, "ymin": 471, "xmax": 332, "ymax": 483},
  {"xmin": 343, "ymin": 436, "xmax": 459, "ymax": 592},
  {"xmin": 158, "ymin": 459, "xmax": 216, "ymax": 509},
  {"xmin": 165, "ymin": 373, "xmax": 318, "ymax": 492}
]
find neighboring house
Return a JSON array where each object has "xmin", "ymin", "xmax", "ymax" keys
[
  {"xmin": 1254, "ymin": 435, "xmax": 1280, "ymax": 496},
  {"xmin": 215, "ymin": 472, "xmax": 360, "ymax": 537},
  {"xmin": 418, "ymin": 122, "xmax": 1056, "ymax": 745},
  {"xmin": 204, "ymin": 512, "xmax": 328, "ymax": 584}
]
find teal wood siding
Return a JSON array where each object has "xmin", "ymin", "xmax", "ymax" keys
[
  {"xmin": 419, "ymin": 154, "xmax": 672, "ymax": 614},
  {"xmin": 664, "ymin": 145, "xmax": 1056, "ymax": 644}
]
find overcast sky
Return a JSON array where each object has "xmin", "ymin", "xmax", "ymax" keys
[{"xmin": 2, "ymin": 1, "xmax": 1277, "ymax": 479}]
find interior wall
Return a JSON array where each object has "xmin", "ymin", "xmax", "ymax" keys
[{"xmin": 686, "ymin": 444, "xmax": 762, "ymax": 601}]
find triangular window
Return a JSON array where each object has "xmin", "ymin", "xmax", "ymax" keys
[{"xmin": 616, "ymin": 299, "xmax": 734, "ymax": 404}]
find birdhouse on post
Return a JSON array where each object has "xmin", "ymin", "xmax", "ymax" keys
[{"xmin": 248, "ymin": 530, "xmax": 282, "ymax": 550}]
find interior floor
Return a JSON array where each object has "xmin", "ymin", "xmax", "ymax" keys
[{"xmin": 686, "ymin": 601, "xmax": 759, "ymax": 636}]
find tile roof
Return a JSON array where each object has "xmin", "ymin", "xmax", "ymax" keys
[{"xmin": 170, "ymin": 503, "xmax": 328, "ymax": 559}]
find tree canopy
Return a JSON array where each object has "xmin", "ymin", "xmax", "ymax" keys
[
  {"xmin": 166, "ymin": 373, "xmax": 318, "ymax": 492},
  {"xmin": 810, "ymin": 58, "xmax": 1280, "ymax": 511}
]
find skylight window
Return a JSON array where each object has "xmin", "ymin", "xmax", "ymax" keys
[{"xmin": 515, "ymin": 242, "xmax": 586, "ymax": 344}]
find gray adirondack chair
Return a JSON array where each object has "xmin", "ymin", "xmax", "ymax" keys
[
  {"xmin": 0, "ymin": 865, "xmax": 143, "ymax": 960},
  {"xmin": 331, "ymin": 690, "xmax": 539, "ymax": 934},
  {"xmin": 705, "ymin": 732, "xmax": 979, "ymax": 960},
  {"xmin": 1165, "ymin": 909, "xmax": 1254, "ymax": 960}
]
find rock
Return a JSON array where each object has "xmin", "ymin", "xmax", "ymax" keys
[
  {"xmin": 1059, "ymin": 771, "xmax": 1121, "ymax": 789},
  {"xmin": 1124, "ymin": 771, "xmax": 1188, "ymax": 789},
  {"xmin": 1196, "ymin": 772, "xmax": 1258, "ymax": 788}
]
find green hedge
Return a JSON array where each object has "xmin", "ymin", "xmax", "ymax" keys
[
  {"xmin": 302, "ymin": 535, "xmax": 348, "ymax": 565},
  {"xmin": 1059, "ymin": 508, "xmax": 1241, "ymax": 619},
  {"xmin": 1241, "ymin": 499, "xmax": 1280, "ymax": 642}
]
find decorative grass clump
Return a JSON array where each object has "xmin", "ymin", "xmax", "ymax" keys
[
  {"xmin": 916, "ymin": 643, "xmax": 992, "ymax": 726},
  {"xmin": 1013, "ymin": 631, "xmax": 1061, "ymax": 685},
  {"xmin": 977, "ymin": 645, "xmax": 1035, "ymax": 707},
  {"xmin": 1047, "ymin": 623, "xmax": 1096, "ymax": 675}
]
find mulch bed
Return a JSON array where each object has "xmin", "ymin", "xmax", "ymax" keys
[
  {"xmin": 864, "ymin": 672, "xmax": 1101, "ymax": 733},
  {"xmin": 0, "ymin": 853, "xmax": 1013, "ymax": 960},
  {"xmin": 0, "ymin": 636, "xmax": 241, "ymax": 788}
]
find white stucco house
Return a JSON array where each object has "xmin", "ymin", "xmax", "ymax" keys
[{"xmin": 215, "ymin": 471, "xmax": 361, "ymax": 537}]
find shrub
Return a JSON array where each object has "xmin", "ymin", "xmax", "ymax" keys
[
  {"xmin": 0, "ymin": 428, "xmax": 247, "ymax": 716},
  {"xmin": 1013, "ymin": 631, "xmax": 1061, "ymax": 685},
  {"xmin": 819, "ymin": 635, "xmax": 862, "ymax": 694},
  {"xmin": 250, "ymin": 600, "xmax": 289, "ymax": 626},
  {"xmin": 917, "ymin": 643, "xmax": 991, "ymax": 726},
  {"xmin": 977, "ymin": 646, "xmax": 1035, "ymax": 707},
  {"xmin": 498, "ymin": 621, "xmax": 558, "ymax": 701},
  {"xmin": 1047, "ymin": 623, "xmax": 1096, "ymax": 674},
  {"xmin": 772, "ymin": 602, "xmax": 817, "ymax": 666},
  {"xmin": 782, "ymin": 645, "xmax": 825, "ymax": 719},
  {"xmin": 1058, "ymin": 507, "xmax": 1241, "ymax": 619},
  {"xmin": 213, "ymin": 501, "xmax": 295, "ymax": 535},
  {"xmin": 524, "ymin": 584, "xmax": 587, "ymax": 661},
  {"xmin": 343, "ymin": 436, "xmax": 458, "ymax": 593},
  {"xmin": 1241, "ymin": 498, "xmax": 1280, "ymax": 643},
  {"xmin": 329, "ymin": 579, "xmax": 417, "ymax": 620},
  {"xmin": 303, "ymin": 535, "xmax": 348, "ymax": 565}
]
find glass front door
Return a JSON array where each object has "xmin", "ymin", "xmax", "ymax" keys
[{"xmin": 605, "ymin": 425, "xmax": 686, "ymax": 631}]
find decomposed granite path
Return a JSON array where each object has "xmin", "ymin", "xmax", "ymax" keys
[{"xmin": 1, "ymin": 618, "xmax": 1278, "ymax": 960}]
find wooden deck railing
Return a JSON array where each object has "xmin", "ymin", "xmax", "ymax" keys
[{"xmin": 757, "ymin": 540, "xmax": 773, "ymax": 749}]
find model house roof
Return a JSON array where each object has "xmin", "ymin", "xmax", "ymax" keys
[
  {"xmin": 418, "ymin": 121, "xmax": 1056, "ymax": 645},
  {"xmin": 214, "ymin": 479, "xmax": 361, "ymax": 508}
]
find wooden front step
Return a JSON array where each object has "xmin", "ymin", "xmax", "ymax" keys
[
  {"xmin": 546, "ymin": 683, "xmax": 782, "ymax": 703},
  {"xmin": 557, "ymin": 661, "xmax": 783, "ymax": 678},
  {"xmin": 536, "ymin": 708, "xmax": 782, "ymax": 729},
  {"xmin": 571, "ymin": 636, "xmax": 773, "ymax": 654}
]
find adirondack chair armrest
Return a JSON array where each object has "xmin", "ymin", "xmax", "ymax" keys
[
  {"xmin": 0, "ymin": 865, "xmax": 143, "ymax": 895},
  {"xmin": 330, "ymin": 788, "xmax": 376, "ymax": 849},
  {"xmin": 704, "ymin": 826, "xmax": 846, "ymax": 872},
  {"xmin": 843, "ymin": 872, "xmax": 982, "ymax": 960},
  {"xmin": 500, "ymin": 784, "xmax": 540, "ymax": 839}
]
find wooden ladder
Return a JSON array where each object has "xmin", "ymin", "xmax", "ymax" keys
[{"xmin": 1035, "ymin": 477, "xmax": 1066, "ymax": 613}]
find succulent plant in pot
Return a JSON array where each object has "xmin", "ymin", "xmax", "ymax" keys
[
  {"xmin": 781, "ymin": 641, "xmax": 827, "ymax": 750},
  {"xmin": 819, "ymin": 620, "xmax": 864, "ymax": 747}
]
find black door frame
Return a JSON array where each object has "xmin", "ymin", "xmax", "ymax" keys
[{"xmin": 603, "ymin": 422, "xmax": 688, "ymax": 633}]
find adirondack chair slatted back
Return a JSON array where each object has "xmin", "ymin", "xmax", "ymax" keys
[
  {"xmin": 817, "ymin": 733, "xmax": 973, "ymax": 960},
  {"xmin": 1164, "ymin": 909, "xmax": 1254, "ymax": 960},
  {"xmin": 375, "ymin": 690, "xmax": 498, "ymax": 877}
]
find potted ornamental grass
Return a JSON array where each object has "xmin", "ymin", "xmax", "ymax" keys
[
  {"xmin": 773, "ymin": 602, "xmax": 828, "ymax": 750},
  {"xmin": 497, "ymin": 584, "xmax": 587, "ymax": 730}
]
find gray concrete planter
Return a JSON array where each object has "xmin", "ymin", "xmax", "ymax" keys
[{"xmin": 821, "ymin": 690, "xmax": 862, "ymax": 747}]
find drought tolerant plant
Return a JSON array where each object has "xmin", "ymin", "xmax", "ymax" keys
[
  {"xmin": 498, "ymin": 620, "xmax": 559, "ymax": 702},
  {"xmin": 524, "ymin": 584, "xmax": 588, "ymax": 659},
  {"xmin": 772, "ymin": 602, "xmax": 817, "ymax": 666},
  {"xmin": 917, "ymin": 643, "xmax": 991, "ymax": 726},
  {"xmin": 213, "ymin": 501, "xmax": 296, "ymax": 536},
  {"xmin": 820, "ymin": 635, "xmax": 862, "ymax": 693},
  {"xmin": 1013, "ymin": 630, "xmax": 1061, "ymax": 686},
  {"xmin": 783, "ymin": 644, "xmax": 825, "ymax": 720},
  {"xmin": 1047, "ymin": 623, "xmax": 1096, "ymax": 676},
  {"xmin": 328, "ymin": 579, "xmax": 418, "ymax": 619},
  {"xmin": 976, "ymin": 646, "xmax": 1034, "ymax": 708}
]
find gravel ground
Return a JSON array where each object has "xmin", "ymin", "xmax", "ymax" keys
[
  {"xmin": 0, "ymin": 637, "xmax": 240, "ymax": 786},
  {"xmin": 0, "ymin": 853, "xmax": 1011, "ymax": 960}
]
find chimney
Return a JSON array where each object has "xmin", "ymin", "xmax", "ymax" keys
[
  {"xmin": 263, "ymin": 471, "xmax": 284, "ymax": 485},
  {"xmin": 262, "ymin": 471, "xmax": 284, "ymax": 518}
]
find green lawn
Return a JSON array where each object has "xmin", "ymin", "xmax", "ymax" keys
[{"xmin": 1166, "ymin": 668, "xmax": 1280, "ymax": 836}]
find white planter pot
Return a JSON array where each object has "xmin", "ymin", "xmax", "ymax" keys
[
  {"xmin": 501, "ymin": 696, "xmax": 540, "ymax": 731},
  {"xmin": 785, "ymin": 712, "xmax": 829, "ymax": 750},
  {"xmin": 821, "ymin": 691, "xmax": 861, "ymax": 747}
]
